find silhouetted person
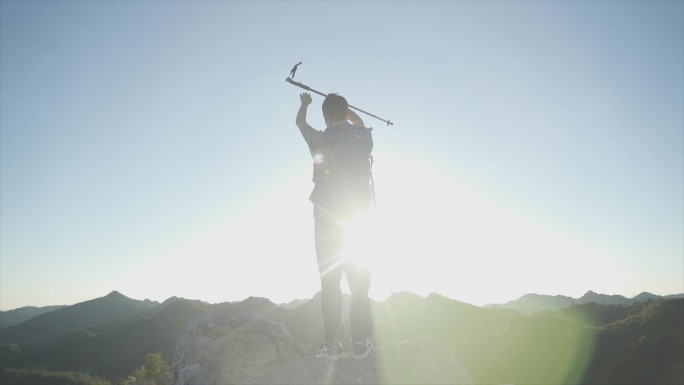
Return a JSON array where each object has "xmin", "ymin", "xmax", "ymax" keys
[{"xmin": 296, "ymin": 92, "xmax": 374, "ymax": 360}]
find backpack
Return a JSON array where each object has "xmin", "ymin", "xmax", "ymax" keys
[{"xmin": 314, "ymin": 124, "xmax": 375, "ymax": 213}]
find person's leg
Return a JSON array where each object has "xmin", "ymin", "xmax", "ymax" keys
[
  {"xmin": 314, "ymin": 206, "xmax": 346, "ymax": 344},
  {"xmin": 320, "ymin": 266, "xmax": 344, "ymax": 343},
  {"xmin": 346, "ymin": 261, "xmax": 373, "ymax": 343}
]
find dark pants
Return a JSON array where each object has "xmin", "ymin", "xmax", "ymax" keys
[{"xmin": 314, "ymin": 205, "xmax": 373, "ymax": 343}]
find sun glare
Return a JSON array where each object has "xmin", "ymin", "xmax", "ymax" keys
[
  {"xmin": 347, "ymin": 151, "xmax": 623, "ymax": 306},
  {"xmin": 340, "ymin": 210, "xmax": 393, "ymax": 271},
  {"xmin": 118, "ymin": 153, "xmax": 620, "ymax": 307}
]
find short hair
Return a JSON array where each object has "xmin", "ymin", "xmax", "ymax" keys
[{"xmin": 322, "ymin": 94, "xmax": 348, "ymax": 122}]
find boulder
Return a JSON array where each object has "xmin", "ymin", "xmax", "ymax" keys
[
  {"xmin": 171, "ymin": 312, "xmax": 306, "ymax": 385},
  {"xmin": 172, "ymin": 312, "xmax": 473, "ymax": 385}
]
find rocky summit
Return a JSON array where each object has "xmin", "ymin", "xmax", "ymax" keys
[
  {"xmin": 172, "ymin": 312, "xmax": 306, "ymax": 385},
  {"xmin": 171, "ymin": 312, "xmax": 473, "ymax": 385},
  {"xmin": 242, "ymin": 336, "xmax": 473, "ymax": 385}
]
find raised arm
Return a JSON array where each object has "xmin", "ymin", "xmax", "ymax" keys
[
  {"xmin": 347, "ymin": 108, "xmax": 365, "ymax": 127},
  {"xmin": 296, "ymin": 93, "xmax": 318, "ymax": 142}
]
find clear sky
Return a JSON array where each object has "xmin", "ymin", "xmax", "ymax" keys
[{"xmin": 1, "ymin": 1, "xmax": 682, "ymax": 310}]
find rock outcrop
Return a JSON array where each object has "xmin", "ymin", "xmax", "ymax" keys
[
  {"xmin": 172, "ymin": 312, "xmax": 473, "ymax": 385},
  {"xmin": 172, "ymin": 312, "xmax": 306, "ymax": 385},
  {"xmin": 242, "ymin": 336, "xmax": 473, "ymax": 385}
]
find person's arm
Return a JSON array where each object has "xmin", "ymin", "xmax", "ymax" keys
[
  {"xmin": 296, "ymin": 93, "xmax": 318, "ymax": 143},
  {"xmin": 347, "ymin": 108, "xmax": 365, "ymax": 127}
]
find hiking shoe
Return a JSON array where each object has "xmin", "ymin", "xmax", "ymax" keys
[
  {"xmin": 315, "ymin": 341, "xmax": 343, "ymax": 360},
  {"xmin": 352, "ymin": 339, "xmax": 374, "ymax": 360}
]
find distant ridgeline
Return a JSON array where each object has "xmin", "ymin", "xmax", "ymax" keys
[
  {"xmin": 0, "ymin": 305, "xmax": 68, "ymax": 329},
  {"xmin": 0, "ymin": 290, "xmax": 682, "ymax": 385},
  {"xmin": 487, "ymin": 290, "xmax": 684, "ymax": 314}
]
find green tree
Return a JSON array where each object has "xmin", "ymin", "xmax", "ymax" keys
[
  {"xmin": 122, "ymin": 353, "xmax": 170, "ymax": 385},
  {"xmin": 0, "ymin": 343, "xmax": 24, "ymax": 367},
  {"xmin": 0, "ymin": 342, "xmax": 22, "ymax": 358}
]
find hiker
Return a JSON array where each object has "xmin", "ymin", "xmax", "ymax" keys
[{"xmin": 296, "ymin": 92, "xmax": 375, "ymax": 360}]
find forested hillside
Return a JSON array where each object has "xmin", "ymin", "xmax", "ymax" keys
[{"xmin": 1, "ymin": 293, "xmax": 682, "ymax": 384}]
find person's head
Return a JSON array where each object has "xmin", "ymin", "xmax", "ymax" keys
[{"xmin": 322, "ymin": 94, "xmax": 348, "ymax": 124}]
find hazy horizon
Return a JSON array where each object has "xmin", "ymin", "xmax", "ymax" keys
[{"xmin": 3, "ymin": 287, "xmax": 684, "ymax": 312}]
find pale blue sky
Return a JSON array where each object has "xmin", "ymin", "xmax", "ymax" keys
[{"xmin": 1, "ymin": 1, "xmax": 682, "ymax": 310}]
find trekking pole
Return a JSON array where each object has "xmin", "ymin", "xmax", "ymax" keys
[{"xmin": 285, "ymin": 62, "xmax": 394, "ymax": 126}]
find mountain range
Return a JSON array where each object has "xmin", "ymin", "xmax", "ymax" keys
[
  {"xmin": 0, "ymin": 291, "xmax": 158, "ymax": 347},
  {"xmin": 487, "ymin": 290, "xmax": 684, "ymax": 314},
  {"xmin": 0, "ymin": 305, "xmax": 67, "ymax": 329},
  {"xmin": 1, "ymin": 290, "xmax": 682, "ymax": 384},
  {"xmin": 4, "ymin": 289, "xmax": 680, "ymax": 328}
]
